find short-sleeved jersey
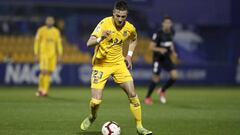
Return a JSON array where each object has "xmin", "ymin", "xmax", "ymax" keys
[
  {"xmin": 34, "ymin": 26, "xmax": 62, "ymax": 57},
  {"xmin": 91, "ymin": 17, "xmax": 137, "ymax": 65},
  {"xmin": 152, "ymin": 29, "xmax": 175, "ymax": 57}
]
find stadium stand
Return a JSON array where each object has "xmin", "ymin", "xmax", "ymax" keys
[{"xmin": 0, "ymin": 35, "xmax": 91, "ymax": 63}]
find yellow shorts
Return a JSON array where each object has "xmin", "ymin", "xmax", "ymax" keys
[
  {"xmin": 39, "ymin": 56, "xmax": 57, "ymax": 72},
  {"xmin": 91, "ymin": 61, "xmax": 133, "ymax": 89}
]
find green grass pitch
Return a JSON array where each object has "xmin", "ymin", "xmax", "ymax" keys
[{"xmin": 0, "ymin": 86, "xmax": 240, "ymax": 135}]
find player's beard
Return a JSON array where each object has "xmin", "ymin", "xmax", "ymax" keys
[
  {"xmin": 46, "ymin": 24, "xmax": 54, "ymax": 28},
  {"xmin": 115, "ymin": 20, "xmax": 125, "ymax": 28}
]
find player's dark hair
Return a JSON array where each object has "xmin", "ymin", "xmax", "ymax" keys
[
  {"xmin": 162, "ymin": 16, "xmax": 172, "ymax": 22},
  {"xmin": 114, "ymin": 0, "xmax": 128, "ymax": 11}
]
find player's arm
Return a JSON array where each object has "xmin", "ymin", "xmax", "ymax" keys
[
  {"xmin": 56, "ymin": 31, "xmax": 63, "ymax": 63},
  {"xmin": 149, "ymin": 33, "xmax": 167, "ymax": 54},
  {"xmin": 87, "ymin": 20, "xmax": 111, "ymax": 47},
  {"xmin": 125, "ymin": 34, "xmax": 137, "ymax": 70},
  {"xmin": 170, "ymin": 43, "xmax": 177, "ymax": 55},
  {"xmin": 169, "ymin": 43, "xmax": 180, "ymax": 64},
  {"xmin": 169, "ymin": 31, "xmax": 179, "ymax": 64},
  {"xmin": 86, "ymin": 36, "xmax": 99, "ymax": 47},
  {"xmin": 149, "ymin": 41, "xmax": 167, "ymax": 54},
  {"xmin": 34, "ymin": 29, "xmax": 41, "ymax": 62},
  {"xmin": 87, "ymin": 30, "xmax": 111, "ymax": 47}
]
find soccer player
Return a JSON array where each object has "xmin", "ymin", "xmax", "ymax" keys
[
  {"xmin": 80, "ymin": 1, "xmax": 152, "ymax": 134},
  {"xmin": 34, "ymin": 16, "xmax": 63, "ymax": 97},
  {"xmin": 144, "ymin": 16, "xmax": 178, "ymax": 104}
]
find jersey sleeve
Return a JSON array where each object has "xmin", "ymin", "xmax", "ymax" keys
[
  {"xmin": 91, "ymin": 20, "xmax": 105, "ymax": 38},
  {"xmin": 33, "ymin": 28, "xmax": 42, "ymax": 55},
  {"xmin": 129, "ymin": 25, "xmax": 137, "ymax": 41}
]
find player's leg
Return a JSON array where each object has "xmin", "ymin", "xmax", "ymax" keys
[
  {"xmin": 80, "ymin": 66, "xmax": 110, "ymax": 131},
  {"xmin": 41, "ymin": 70, "xmax": 53, "ymax": 95},
  {"xmin": 38, "ymin": 70, "xmax": 44, "ymax": 92},
  {"xmin": 158, "ymin": 58, "xmax": 177, "ymax": 103},
  {"xmin": 145, "ymin": 74, "xmax": 160, "ymax": 104},
  {"xmin": 37, "ymin": 56, "xmax": 55, "ymax": 96},
  {"xmin": 42, "ymin": 56, "xmax": 57, "ymax": 95},
  {"xmin": 118, "ymin": 81, "xmax": 140, "ymax": 127},
  {"xmin": 162, "ymin": 69, "xmax": 177, "ymax": 93},
  {"xmin": 81, "ymin": 88, "xmax": 103, "ymax": 130},
  {"xmin": 113, "ymin": 62, "xmax": 152, "ymax": 134},
  {"xmin": 36, "ymin": 70, "xmax": 48, "ymax": 96},
  {"xmin": 145, "ymin": 61, "xmax": 161, "ymax": 104},
  {"xmin": 119, "ymin": 81, "xmax": 152, "ymax": 135},
  {"xmin": 37, "ymin": 70, "xmax": 52, "ymax": 96},
  {"xmin": 36, "ymin": 57, "xmax": 49, "ymax": 96},
  {"xmin": 90, "ymin": 88, "xmax": 103, "ymax": 120}
]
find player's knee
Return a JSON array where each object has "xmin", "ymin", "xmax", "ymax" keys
[
  {"xmin": 170, "ymin": 70, "xmax": 178, "ymax": 80},
  {"xmin": 128, "ymin": 91, "xmax": 136, "ymax": 98},
  {"xmin": 171, "ymin": 76, "xmax": 177, "ymax": 81},
  {"xmin": 170, "ymin": 74, "xmax": 177, "ymax": 81},
  {"xmin": 90, "ymin": 98, "xmax": 102, "ymax": 107},
  {"xmin": 171, "ymin": 73, "xmax": 178, "ymax": 80},
  {"xmin": 40, "ymin": 70, "xmax": 52, "ymax": 75},
  {"xmin": 152, "ymin": 76, "xmax": 160, "ymax": 83},
  {"xmin": 40, "ymin": 70, "xmax": 47, "ymax": 75},
  {"xmin": 48, "ymin": 71, "xmax": 53, "ymax": 75}
]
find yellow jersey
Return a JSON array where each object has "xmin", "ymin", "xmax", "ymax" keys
[
  {"xmin": 91, "ymin": 16, "xmax": 137, "ymax": 65},
  {"xmin": 34, "ymin": 26, "xmax": 63, "ymax": 58}
]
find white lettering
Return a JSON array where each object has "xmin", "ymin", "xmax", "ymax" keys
[
  {"xmin": 5, "ymin": 64, "xmax": 20, "ymax": 84},
  {"xmin": 4, "ymin": 64, "xmax": 62, "ymax": 85}
]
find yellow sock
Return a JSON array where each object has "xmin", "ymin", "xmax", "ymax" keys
[
  {"xmin": 129, "ymin": 96, "xmax": 143, "ymax": 128},
  {"xmin": 89, "ymin": 98, "xmax": 102, "ymax": 119},
  {"xmin": 38, "ymin": 73, "xmax": 44, "ymax": 91},
  {"xmin": 43, "ymin": 74, "xmax": 51, "ymax": 93}
]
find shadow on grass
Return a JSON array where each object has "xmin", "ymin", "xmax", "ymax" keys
[{"xmin": 76, "ymin": 131, "xmax": 102, "ymax": 135}]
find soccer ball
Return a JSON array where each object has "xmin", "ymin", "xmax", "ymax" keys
[{"xmin": 101, "ymin": 121, "xmax": 121, "ymax": 135}]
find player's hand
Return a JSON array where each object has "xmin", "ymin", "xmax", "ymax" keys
[
  {"xmin": 57, "ymin": 55, "xmax": 63, "ymax": 64},
  {"xmin": 101, "ymin": 30, "xmax": 112, "ymax": 39},
  {"xmin": 158, "ymin": 48, "xmax": 167, "ymax": 54},
  {"xmin": 34, "ymin": 55, "xmax": 39, "ymax": 63},
  {"xmin": 172, "ymin": 52, "xmax": 178, "ymax": 57},
  {"xmin": 170, "ymin": 52, "xmax": 180, "ymax": 64},
  {"xmin": 125, "ymin": 55, "xmax": 132, "ymax": 70}
]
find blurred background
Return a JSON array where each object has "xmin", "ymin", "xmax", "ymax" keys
[{"xmin": 0, "ymin": 0, "xmax": 239, "ymax": 86}]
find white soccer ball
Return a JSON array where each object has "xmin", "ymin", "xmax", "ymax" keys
[{"xmin": 101, "ymin": 121, "xmax": 121, "ymax": 135}]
